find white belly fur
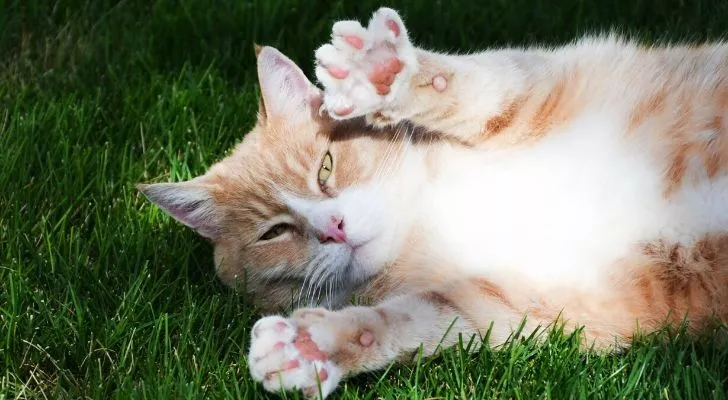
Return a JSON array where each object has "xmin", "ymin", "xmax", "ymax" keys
[{"xmin": 419, "ymin": 112, "xmax": 728, "ymax": 288}]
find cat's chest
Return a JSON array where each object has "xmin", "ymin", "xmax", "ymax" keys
[{"xmin": 416, "ymin": 116, "xmax": 668, "ymax": 285}]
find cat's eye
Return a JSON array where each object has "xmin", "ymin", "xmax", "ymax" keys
[
  {"xmin": 318, "ymin": 151, "xmax": 333, "ymax": 186},
  {"xmin": 259, "ymin": 223, "xmax": 292, "ymax": 241}
]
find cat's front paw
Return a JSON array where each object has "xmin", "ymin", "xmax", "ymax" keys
[
  {"xmin": 248, "ymin": 310, "xmax": 345, "ymax": 399},
  {"xmin": 315, "ymin": 7, "xmax": 418, "ymax": 123}
]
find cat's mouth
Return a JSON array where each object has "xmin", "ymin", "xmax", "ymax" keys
[
  {"xmin": 349, "ymin": 237, "xmax": 373, "ymax": 251},
  {"xmin": 292, "ymin": 234, "xmax": 381, "ymax": 309},
  {"xmin": 288, "ymin": 238, "xmax": 380, "ymax": 310}
]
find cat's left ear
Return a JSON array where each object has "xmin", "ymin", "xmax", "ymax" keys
[
  {"xmin": 137, "ymin": 179, "xmax": 221, "ymax": 240},
  {"xmin": 255, "ymin": 46, "xmax": 322, "ymax": 123}
]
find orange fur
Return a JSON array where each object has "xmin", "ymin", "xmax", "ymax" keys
[
  {"xmin": 629, "ymin": 89, "xmax": 668, "ymax": 129},
  {"xmin": 482, "ymin": 96, "xmax": 524, "ymax": 138}
]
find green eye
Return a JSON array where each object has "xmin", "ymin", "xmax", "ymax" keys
[
  {"xmin": 318, "ymin": 151, "xmax": 333, "ymax": 185},
  {"xmin": 259, "ymin": 223, "xmax": 291, "ymax": 241}
]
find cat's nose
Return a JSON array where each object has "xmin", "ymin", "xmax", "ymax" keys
[{"xmin": 318, "ymin": 215, "xmax": 347, "ymax": 244}]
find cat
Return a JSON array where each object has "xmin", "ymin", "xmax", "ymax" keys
[{"xmin": 139, "ymin": 7, "xmax": 728, "ymax": 399}]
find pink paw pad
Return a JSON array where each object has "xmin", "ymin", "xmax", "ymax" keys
[
  {"xmin": 345, "ymin": 35, "xmax": 364, "ymax": 49},
  {"xmin": 282, "ymin": 359, "xmax": 300, "ymax": 370},
  {"xmin": 263, "ymin": 359, "xmax": 300, "ymax": 381},
  {"xmin": 386, "ymin": 19, "xmax": 401, "ymax": 37},
  {"xmin": 432, "ymin": 75, "xmax": 447, "ymax": 92},
  {"xmin": 265, "ymin": 360, "xmax": 301, "ymax": 381},
  {"xmin": 368, "ymin": 58, "xmax": 404, "ymax": 95},
  {"xmin": 314, "ymin": 6, "xmax": 417, "ymax": 122},
  {"xmin": 327, "ymin": 65, "xmax": 349, "ymax": 79},
  {"xmin": 294, "ymin": 328, "xmax": 329, "ymax": 361},
  {"xmin": 359, "ymin": 329, "xmax": 375, "ymax": 347},
  {"xmin": 333, "ymin": 104, "xmax": 354, "ymax": 116}
]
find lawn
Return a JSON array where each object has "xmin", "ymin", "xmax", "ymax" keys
[{"xmin": 2, "ymin": 0, "xmax": 728, "ymax": 398}]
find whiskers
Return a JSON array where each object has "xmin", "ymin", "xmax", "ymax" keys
[
  {"xmin": 371, "ymin": 122, "xmax": 414, "ymax": 185},
  {"xmin": 294, "ymin": 251, "xmax": 348, "ymax": 308}
]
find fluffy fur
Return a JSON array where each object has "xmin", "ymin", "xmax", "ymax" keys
[{"xmin": 139, "ymin": 8, "xmax": 728, "ymax": 398}]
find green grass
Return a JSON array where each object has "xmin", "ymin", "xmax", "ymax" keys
[{"xmin": 2, "ymin": 0, "xmax": 728, "ymax": 398}]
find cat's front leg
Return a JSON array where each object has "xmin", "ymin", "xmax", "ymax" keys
[
  {"xmin": 248, "ymin": 280, "xmax": 522, "ymax": 398},
  {"xmin": 316, "ymin": 8, "xmax": 544, "ymax": 146},
  {"xmin": 247, "ymin": 307, "xmax": 388, "ymax": 399}
]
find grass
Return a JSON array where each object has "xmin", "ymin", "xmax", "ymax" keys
[{"xmin": 1, "ymin": 0, "xmax": 728, "ymax": 398}]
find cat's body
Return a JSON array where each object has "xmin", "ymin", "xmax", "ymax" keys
[
  {"xmin": 356, "ymin": 34, "xmax": 728, "ymax": 302},
  {"xmin": 139, "ymin": 8, "xmax": 728, "ymax": 398}
]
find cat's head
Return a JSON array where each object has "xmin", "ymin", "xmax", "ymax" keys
[{"xmin": 138, "ymin": 47, "xmax": 416, "ymax": 311}]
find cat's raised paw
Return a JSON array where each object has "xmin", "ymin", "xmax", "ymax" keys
[
  {"xmin": 248, "ymin": 314, "xmax": 343, "ymax": 399},
  {"xmin": 315, "ymin": 7, "xmax": 418, "ymax": 122}
]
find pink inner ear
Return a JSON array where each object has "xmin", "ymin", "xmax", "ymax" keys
[
  {"xmin": 257, "ymin": 46, "xmax": 318, "ymax": 117},
  {"xmin": 140, "ymin": 183, "xmax": 218, "ymax": 239},
  {"xmin": 272, "ymin": 54, "xmax": 311, "ymax": 94},
  {"xmin": 165, "ymin": 198, "xmax": 218, "ymax": 239},
  {"xmin": 165, "ymin": 199, "xmax": 207, "ymax": 229}
]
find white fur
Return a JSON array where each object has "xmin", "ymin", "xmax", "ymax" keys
[{"xmin": 424, "ymin": 113, "xmax": 662, "ymax": 286}]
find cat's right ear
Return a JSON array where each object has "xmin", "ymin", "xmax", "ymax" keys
[
  {"xmin": 137, "ymin": 180, "xmax": 220, "ymax": 239},
  {"xmin": 255, "ymin": 46, "xmax": 322, "ymax": 123}
]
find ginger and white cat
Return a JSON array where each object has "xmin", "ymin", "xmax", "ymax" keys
[{"xmin": 139, "ymin": 7, "xmax": 728, "ymax": 398}]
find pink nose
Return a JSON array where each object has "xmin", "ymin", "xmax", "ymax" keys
[{"xmin": 319, "ymin": 216, "xmax": 347, "ymax": 244}]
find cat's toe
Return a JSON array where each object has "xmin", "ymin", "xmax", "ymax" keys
[
  {"xmin": 315, "ymin": 44, "xmax": 351, "ymax": 82},
  {"xmin": 331, "ymin": 20, "xmax": 371, "ymax": 55},
  {"xmin": 369, "ymin": 7, "xmax": 409, "ymax": 43},
  {"xmin": 312, "ymin": 83, "xmax": 355, "ymax": 117},
  {"xmin": 367, "ymin": 8, "xmax": 418, "ymax": 96}
]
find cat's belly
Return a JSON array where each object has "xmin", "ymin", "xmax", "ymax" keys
[{"xmin": 418, "ymin": 113, "xmax": 728, "ymax": 287}]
